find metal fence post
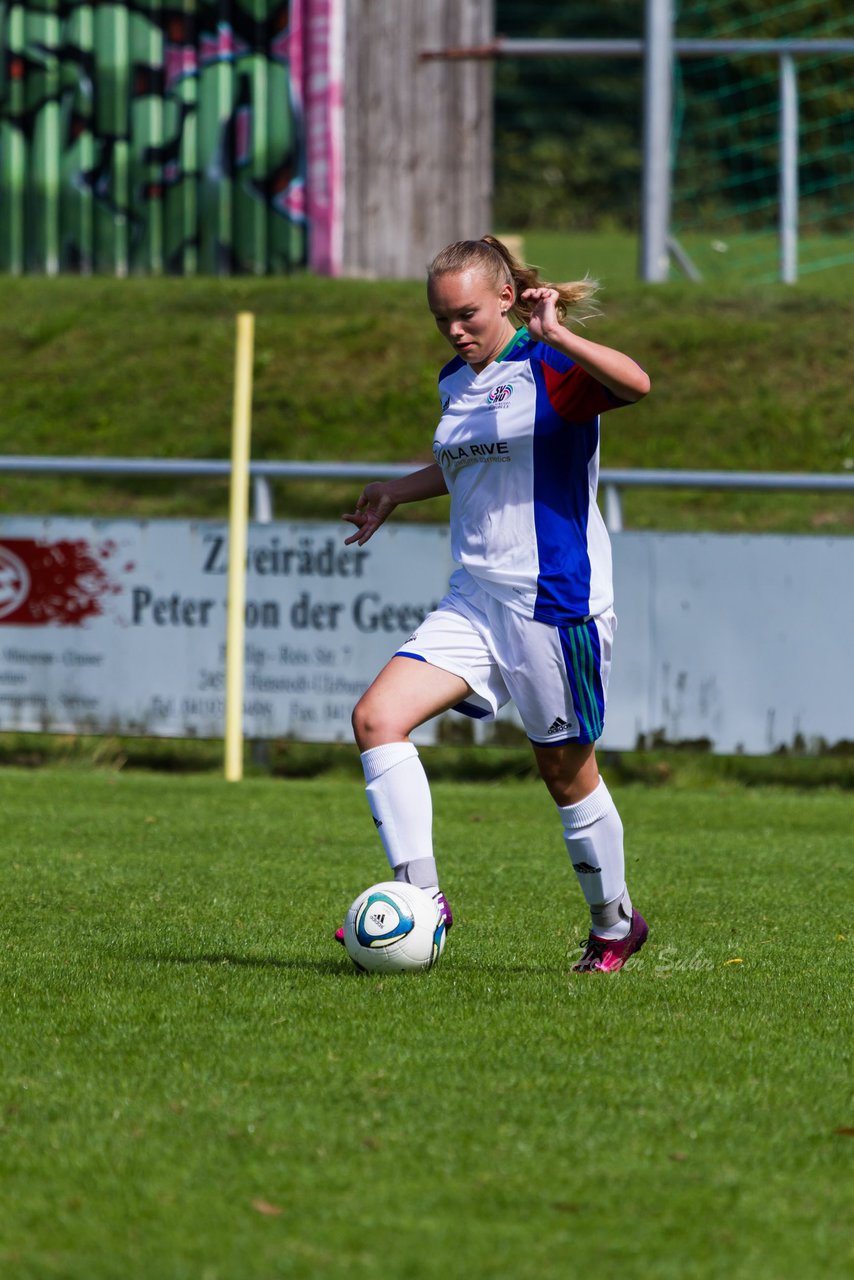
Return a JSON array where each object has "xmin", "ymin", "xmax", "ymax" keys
[
  {"xmin": 779, "ymin": 53, "xmax": 799, "ymax": 285},
  {"xmin": 253, "ymin": 476, "xmax": 273, "ymax": 524},
  {"xmin": 604, "ymin": 484, "xmax": 624, "ymax": 533},
  {"xmin": 641, "ymin": 0, "xmax": 674, "ymax": 282}
]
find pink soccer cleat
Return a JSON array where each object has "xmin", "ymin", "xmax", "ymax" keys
[
  {"xmin": 432, "ymin": 891, "xmax": 454, "ymax": 932},
  {"xmin": 573, "ymin": 910, "xmax": 649, "ymax": 973}
]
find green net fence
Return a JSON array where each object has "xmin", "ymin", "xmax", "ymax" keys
[{"xmin": 671, "ymin": 1, "xmax": 854, "ymax": 282}]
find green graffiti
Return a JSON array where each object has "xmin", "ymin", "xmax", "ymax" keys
[{"xmin": 0, "ymin": 1, "xmax": 306, "ymax": 274}]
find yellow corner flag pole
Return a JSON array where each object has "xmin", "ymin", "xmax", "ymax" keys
[{"xmin": 224, "ymin": 312, "xmax": 255, "ymax": 782}]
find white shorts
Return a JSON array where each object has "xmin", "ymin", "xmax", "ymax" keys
[{"xmin": 395, "ymin": 572, "xmax": 616, "ymax": 746}]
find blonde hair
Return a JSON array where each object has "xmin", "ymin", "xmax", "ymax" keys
[{"xmin": 427, "ymin": 234, "xmax": 599, "ymax": 326}]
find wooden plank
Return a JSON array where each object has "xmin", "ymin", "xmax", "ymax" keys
[{"xmin": 342, "ymin": 0, "xmax": 493, "ymax": 278}]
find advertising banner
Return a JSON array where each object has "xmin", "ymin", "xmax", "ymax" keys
[
  {"xmin": 1, "ymin": 518, "xmax": 850, "ymax": 753},
  {"xmin": 0, "ymin": 518, "xmax": 453, "ymax": 742}
]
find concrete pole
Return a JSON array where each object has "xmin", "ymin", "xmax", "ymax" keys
[{"xmin": 640, "ymin": 0, "xmax": 675, "ymax": 282}]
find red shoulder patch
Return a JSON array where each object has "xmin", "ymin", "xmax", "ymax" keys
[{"xmin": 541, "ymin": 360, "xmax": 618, "ymax": 422}]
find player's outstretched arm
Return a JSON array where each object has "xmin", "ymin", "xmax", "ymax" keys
[
  {"xmin": 522, "ymin": 286, "xmax": 651, "ymax": 403},
  {"xmin": 342, "ymin": 464, "xmax": 448, "ymax": 546}
]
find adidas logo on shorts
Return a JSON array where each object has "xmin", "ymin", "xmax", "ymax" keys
[{"xmin": 547, "ymin": 716, "xmax": 569, "ymax": 735}]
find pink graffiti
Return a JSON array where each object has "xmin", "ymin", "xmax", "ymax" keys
[
  {"xmin": 164, "ymin": 44, "xmax": 197, "ymax": 93},
  {"xmin": 200, "ymin": 23, "xmax": 250, "ymax": 67}
]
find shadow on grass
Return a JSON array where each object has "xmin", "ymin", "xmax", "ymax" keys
[
  {"xmin": 143, "ymin": 950, "xmax": 560, "ymax": 978},
  {"xmin": 143, "ymin": 951, "xmax": 347, "ymax": 974}
]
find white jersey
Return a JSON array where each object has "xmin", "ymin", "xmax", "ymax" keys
[{"xmin": 432, "ymin": 327, "xmax": 629, "ymax": 624}]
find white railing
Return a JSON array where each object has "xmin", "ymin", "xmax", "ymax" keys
[{"xmin": 1, "ymin": 455, "xmax": 852, "ymax": 534}]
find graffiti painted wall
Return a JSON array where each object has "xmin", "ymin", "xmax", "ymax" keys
[{"xmin": 0, "ymin": 0, "xmax": 309, "ymax": 274}]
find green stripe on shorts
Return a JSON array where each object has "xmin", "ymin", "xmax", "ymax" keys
[{"xmin": 566, "ymin": 624, "xmax": 603, "ymax": 740}]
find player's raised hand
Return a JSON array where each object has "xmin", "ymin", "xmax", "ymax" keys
[
  {"xmin": 521, "ymin": 286, "xmax": 562, "ymax": 342},
  {"xmin": 342, "ymin": 481, "xmax": 398, "ymax": 546}
]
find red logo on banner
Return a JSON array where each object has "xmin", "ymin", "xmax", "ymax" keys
[{"xmin": 0, "ymin": 539, "xmax": 121, "ymax": 626}]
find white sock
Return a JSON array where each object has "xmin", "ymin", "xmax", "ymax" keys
[
  {"xmin": 559, "ymin": 778, "xmax": 632, "ymax": 941},
  {"xmin": 361, "ymin": 743, "xmax": 438, "ymax": 889}
]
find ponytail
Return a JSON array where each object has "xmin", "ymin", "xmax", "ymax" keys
[{"xmin": 428, "ymin": 234, "xmax": 599, "ymax": 326}]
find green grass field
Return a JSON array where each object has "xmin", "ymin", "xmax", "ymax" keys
[{"xmin": 2, "ymin": 768, "xmax": 851, "ymax": 1279}]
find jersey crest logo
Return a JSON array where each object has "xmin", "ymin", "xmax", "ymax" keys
[{"xmin": 488, "ymin": 383, "xmax": 514, "ymax": 405}]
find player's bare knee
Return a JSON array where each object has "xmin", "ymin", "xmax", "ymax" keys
[
  {"xmin": 351, "ymin": 696, "xmax": 371, "ymax": 745},
  {"xmin": 351, "ymin": 695, "xmax": 396, "ymax": 748},
  {"xmin": 533, "ymin": 743, "xmax": 599, "ymax": 806}
]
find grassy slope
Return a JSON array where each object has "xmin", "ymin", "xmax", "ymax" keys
[
  {"xmin": 1, "ymin": 769, "xmax": 851, "ymax": 1279},
  {"xmin": 1, "ymin": 233, "xmax": 852, "ymax": 533}
]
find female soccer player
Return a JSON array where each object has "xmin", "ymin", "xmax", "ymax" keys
[{"xmin": 338, "ymin": 235, "xmax": 651, "ymax": 973}]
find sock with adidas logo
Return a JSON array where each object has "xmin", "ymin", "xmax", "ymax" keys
[
  {"xmin": 558, "ymin": 777, "xmax": 632, "ymax": 941},
  {"xmin": 361, "ymin": 742, "xmax": 438, "ymax": 889}
]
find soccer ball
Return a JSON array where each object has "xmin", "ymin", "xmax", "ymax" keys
[{"xmin": 343, "ymin": 881, "xmax": 447, "ymax": 973}]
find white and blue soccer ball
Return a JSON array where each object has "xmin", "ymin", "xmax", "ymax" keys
[{"xmin": 343, "ymin": 881, "xmax": 447, "ymax": 973}]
